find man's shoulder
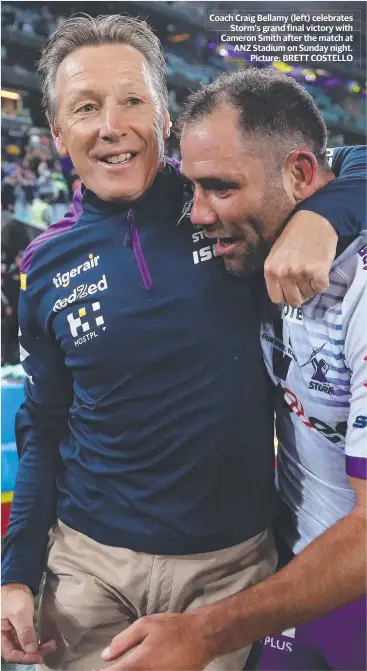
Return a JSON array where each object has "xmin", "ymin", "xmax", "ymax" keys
[
  {"xmin": 21, "ymin": 188, "xmax": 83, "ymax": 276},
  {"xmin": 332, "ymin": 234, "xmax": 367, "ymax": 287},
  {"xmin": 301, "ymin": 234, "xmax": 367, "ymax": 322}
]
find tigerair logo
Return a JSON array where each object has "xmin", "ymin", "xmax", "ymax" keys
[
  {"xmin": 53, "ymin": 254, "xmax": 100, "ymax": 288},
  {"xmin": 67, "ymin": 302, "xmax": 105, "ymax": 346}
]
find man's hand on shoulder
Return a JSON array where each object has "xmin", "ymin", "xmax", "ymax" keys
[
  {"xmin": 1, "ymin": 583, "xmax": 56, "ymax": 664},
  {"xmin": 264, "ymin": 211, "xmax": 337, "ymax": 306}
]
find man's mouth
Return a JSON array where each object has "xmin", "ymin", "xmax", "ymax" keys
[
  {"xmin": 99, "ymin": 152, "xmax": 137, "ymax": 165},
  {"xmin": 218, "ymin": 236, "xmax": 237, "ymax": 247},
  {"xmin": 215, "ymin": 236, "xmax": 239, "ymax": 256}
]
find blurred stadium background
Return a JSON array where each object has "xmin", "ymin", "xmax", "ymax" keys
[{"xmin": 1, "ymin": 0, "xmax": 366, "ymax": 544}]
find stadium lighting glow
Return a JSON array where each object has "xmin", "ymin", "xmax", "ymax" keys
[
  {"xmin": 273, "ymin": 61, "xmax": 292, "ymax": 73},
  {"xmin": 168, "ymin": 33, "xmax": 190, "ymax": 43},
  {"xmin": 347, "ymin": 81, "xmax": 361, "ymax": 93},
  {"xmin": 1, "ymin": 90, "xmax": 21, "ymax": 100},
  {"xmin": 302, "ymin": 70, "xmax": 317, "ymax": 82}
]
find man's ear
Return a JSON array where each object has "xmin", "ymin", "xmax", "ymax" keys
[
  {"xmin": 163, "ymin": 110, "xmax": 171, "ymax": 140},
  {"xmin": 49, "ymin": 119, "xmax": 69, "ymax": 157},
  {"xmin": 284, "ymin": 149, "xmax": 319, "ymax": 202}
]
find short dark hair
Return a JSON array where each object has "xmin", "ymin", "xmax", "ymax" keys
[{"xmin": 178, "ymin": 69, "xmax": 328, "ymax": 165}]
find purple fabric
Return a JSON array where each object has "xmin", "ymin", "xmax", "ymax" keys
[
  {"xmin": 21, "ymin": 185, "xmax": 83, "ymax": 274},
  {"xmin": 250, "ymin": 597, "xmax": 367, "ymax": 670},
  {"xmin": 164, "ymin": 156, "xmax": 181, "ymax": 175},
  {"xmin": 131, "ymin": 220, "xmax": 153, "ymax": 290},
  {"xmin": 346, "ymin": 455, "xmax": 367, "ymax": 479}
]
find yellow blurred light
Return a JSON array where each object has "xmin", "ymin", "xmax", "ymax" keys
[
  {"xmin": 273, "ymin": 61, "xmax": 293, "ymax": 73},
  {"xmin": 1, "ymin": 89, "xmax": 21, "ymax": 100}
]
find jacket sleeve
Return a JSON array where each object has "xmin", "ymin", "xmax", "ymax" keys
[
  {"xmin": 343, "ymin": 243, "xmax": 367, "ymax": 480},
  {"xmin": 295, "ymin": 145, "xmax": 366, "ymax": 238},
  {"xmin": 1, "ymin": 277, "xmax": 73, "ymax": 595}
]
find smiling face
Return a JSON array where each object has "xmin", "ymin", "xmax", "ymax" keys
[
  {"xmin": 181, "ymin": 104, "xmax": 295, "ymax": 276},
  {"xmin": 51, "ymin": 43, "xmax": 170, "ymax": 203}
]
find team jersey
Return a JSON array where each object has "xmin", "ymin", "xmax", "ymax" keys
[{"xmin": 262, "ymin": 234, "xmax": 367, "ymax": 553}]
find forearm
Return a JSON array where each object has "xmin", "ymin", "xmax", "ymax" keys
[
  {"xmin": 197, "ymin": 508, "xmax": 366, "ymax": 659},
  {"xmin": 295, "ymin": 145, "xmax": 366, "ymax": 238},
  {"xmin": 2, "ymin": 445, "xmax": 59, "ymax": 594},
  {"xmin": 1, "ymin": 402, "xmax": 66, "ymax": 595}
]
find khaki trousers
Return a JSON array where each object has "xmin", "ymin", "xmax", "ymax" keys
[{"xmin": 38, "ymin": 520, "xmax": 277, "ymax": 671}]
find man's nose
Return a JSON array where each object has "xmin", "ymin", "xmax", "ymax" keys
[
  {"xmin": 190, "ymin": 192, "xmax": 217, "ymax": 227},
  {"xmin": 98, "ymin": 103, "xmax": 127, "ymax": 143}
]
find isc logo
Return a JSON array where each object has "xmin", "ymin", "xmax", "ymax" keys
[{"xmin": 192, "ymin": 244, "xmax": 217, "ymax": 265}]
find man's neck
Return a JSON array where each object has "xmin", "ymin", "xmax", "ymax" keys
[{"xmin": 311, "ymin": 167, "xmax": 335, "ymax": 195}]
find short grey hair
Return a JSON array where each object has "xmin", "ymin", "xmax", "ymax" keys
[{"xmin": 37, "ymin": 13, "xmax": 169, "ymax": 125}]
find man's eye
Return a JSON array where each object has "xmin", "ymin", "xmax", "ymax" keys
[
  {"xmin": 126, "ymin": 97, "xmax": 142, "ymax": 107},
  {"xmin": 77, "ymin": 104, "xmax": 96, "ymax": 113},
  {"xmin": 214, "ymin": 189, "xmax": 231, "ymax": 199}
]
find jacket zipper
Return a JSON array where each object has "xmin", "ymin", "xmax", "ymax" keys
[{"xmin": 126, "ymin": 213, "xmax": 153, "ymax": 291}]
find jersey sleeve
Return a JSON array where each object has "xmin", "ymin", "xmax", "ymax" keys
[
  {"xmin": 1, "ymin": 275, "xmax": 73, "ymax": 595},
  {"xmin": 343, "ymin": 250, "xmax": 367, "ymax": 479},
  {"xmin": 295, "ymin": 145, "xmax": 366, "ymax": 239}
]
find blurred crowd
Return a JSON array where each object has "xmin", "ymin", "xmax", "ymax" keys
[
  {"xmin": 1, "ymin": 250, "xmax": 22, "ymax": 366},
  {"xmin": 1, "ymin": 142, "xmax": 81, "ymax": 365},
  {"xmin": 2, "ymin": 2, "xmax": 62, "ymax": 38},
  {"xmin": 2, "ymin": 147, "xmax": 79, "ymax": 226}
]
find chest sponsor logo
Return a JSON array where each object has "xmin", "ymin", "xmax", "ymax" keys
[
  {"xmin": 67, "ymin": 301, "xmax": 106, "ymax": 346},
  {"xmin": 191, "ymin": 228, "xmax": 218, "ymax": 265},
  {"xmin": 53, "ymin": 253, "xmax": 100, "ymax": 288},
  {"xmin": 358, "ymin": 244, "xmax": 367, "ymax": 271},
  {"xmin": 353, "ymin": 415, "xmax": 367, "ymax": 429},
  {"xmin": 282, "ymin": 305, "xmax": 303, "ymax": 324},
  {"xmin": 283, "ymin": 387, "xmax": 347, "ymax": 443},
  {"xmin": 263, "ymin": 627, "xmax": 296, "ymax": 654},
  {"xmin": 53, "ymin": 275, "xmax": 108, "ymax": 312},
  {"xmin": 301, "ymin": 343, "xmax": 334, "ymax": 396}
]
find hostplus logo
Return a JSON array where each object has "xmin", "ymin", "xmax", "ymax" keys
[
  {"xmin": 263, "ymin": 627, "xmax": 295, "ymax": 653},
  {"xmin": 67, "ymin": 302, "xmax": 105, "ymax": 346},
  {"xmin": 301, "ymin": 343, "xmax": 334, "ymax": 396}
]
